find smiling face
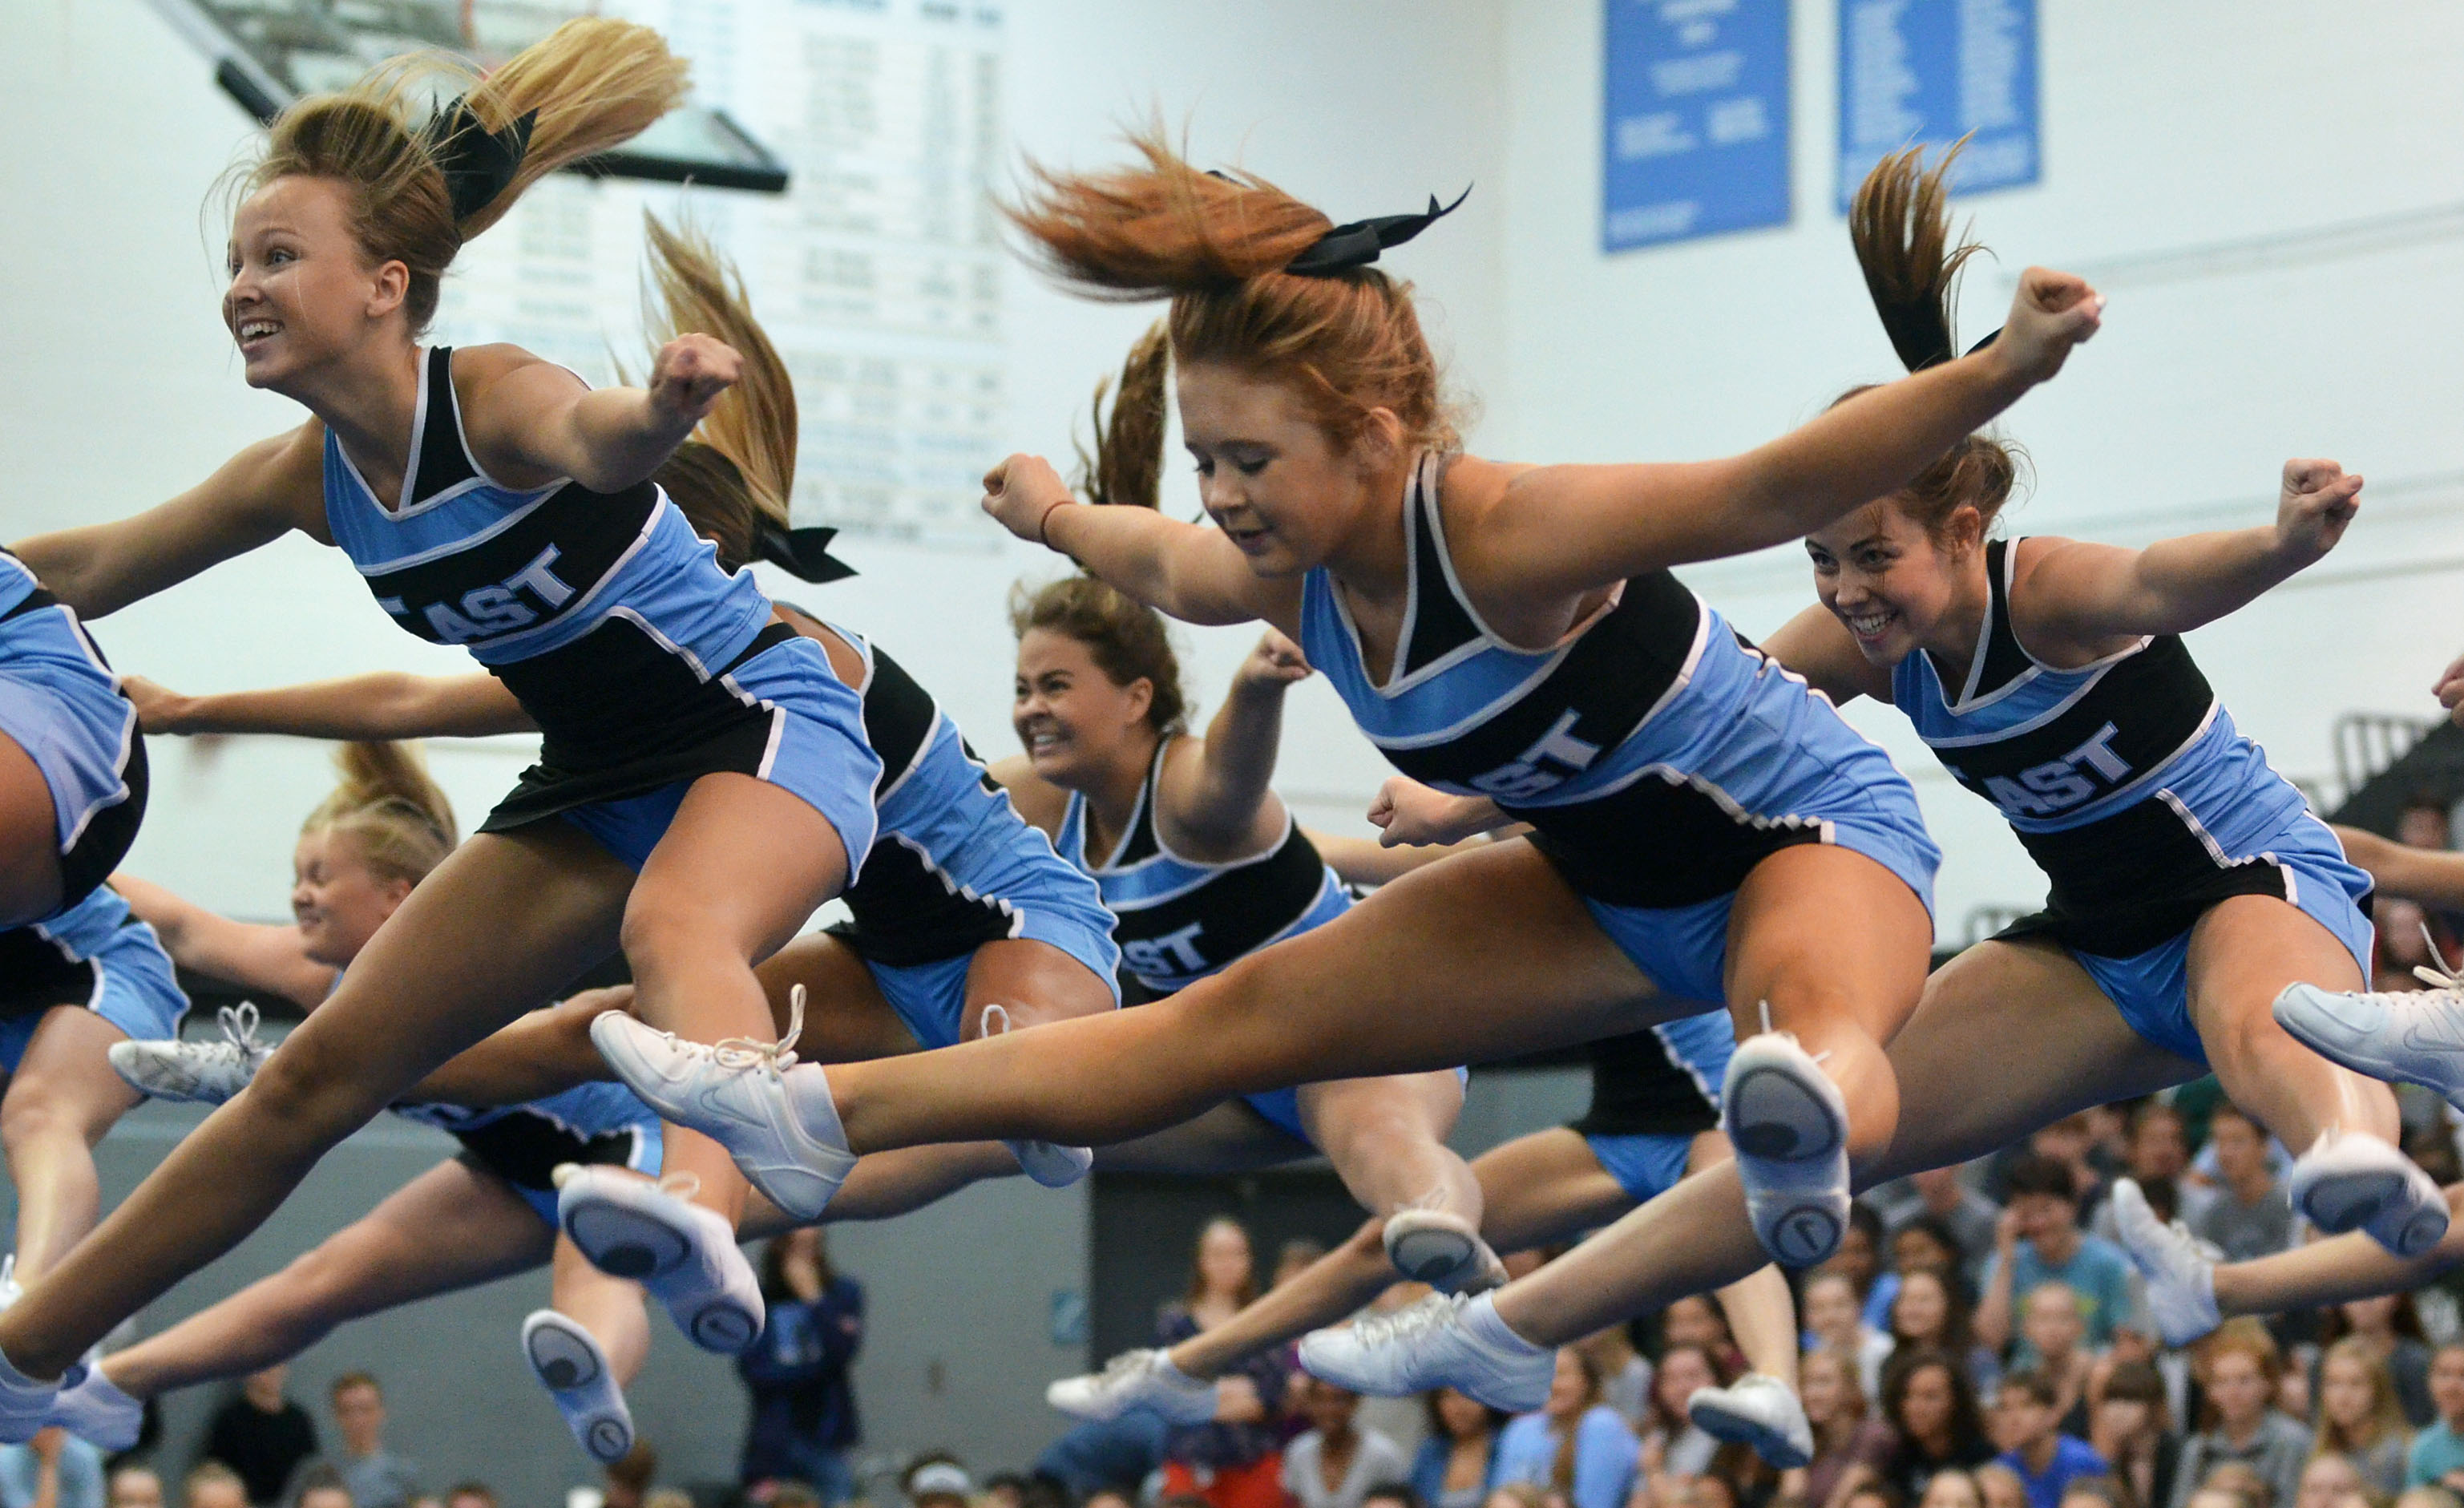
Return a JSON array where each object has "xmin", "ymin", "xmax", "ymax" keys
[
  {"xmin": 1176, "ymin": 360, "xmax": 1388, "ymax": 578},
  {"xmin": 1804, "ymin": 496, "xmax": 1983, "ymax": 668},
  {"xmin": 1012, "ymin": 628, "xmax": 1155, "ymax": 793},
  {"xmin": 1798, "ymin": 1350, "xmax": 1851, "ymax": 1426},
  {"xmin": 291, "ymin": 827, "xmax": 410, "ymax": 968},
  {"xmin": 1893, "ymin": 1269, "xmax": 1950, "ymax": 1343},
  {"xmin": 224, "ymin": 176, "xmax": 406, "ymax": 394}
]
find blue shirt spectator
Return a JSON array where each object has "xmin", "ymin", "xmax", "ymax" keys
[
  {"xmin": 0, "ymin": 1433, "xmax": 103, "ymax": 1508},
  {"xmin": 1493, "ymin": 1405, "xmax": 1638, "ymax": 1508},
  {"xmin": 1998, "ymin": 1436, "xmax": 2109, "ymax": 1508},
  {"xmin": 1979, "ymin": 1154, "xmax": 2136, "ymax": 1353},
  {"xmin": 738, "ymin": 1231, "xmax": 865, "ymax": 1504}
]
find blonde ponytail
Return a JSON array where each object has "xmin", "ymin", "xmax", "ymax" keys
[
  {"xmin": 303, "ymin": 742, "xmax": 458, "ymax": 887},
  {"xmin": 244, "ymin": 18, "xmax": 688, "ymax": 334}
]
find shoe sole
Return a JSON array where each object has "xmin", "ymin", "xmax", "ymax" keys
[
  {"xmin": 1689, "ymin": 1394, "xmax": 1810, "ymax": 1469},
  {"xmin": 1727, "ymin": 1060, "xmax": 1845, "ymax": 1162},
  {"xmin": 680, "ymin": 1296, "xmax": 761, "ymax": 1353},
  {"xmin": 1387, "ymin": 1226, "xmax": 1478, "ymax": 1286},
  {"xmin": 523, "ymin": 1315, "xmax": 606, "ymax": 1392},
  {"xmin": 563, "ymin": 1200, "xmax": 693, "ymax": 1283}
]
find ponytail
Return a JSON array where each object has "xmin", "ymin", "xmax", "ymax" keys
[
  {"xmin": 303, "ymin": 742, "xmax": 458, "ymax": 888},
  {"xmin": 1844, "ymin": 139, "xmax": 2023, "ymax": 544},
  {"xmin": 244, "ymin": 18, "xmax": 688, "ymax": 334},
  {"xmin": 1075, "ymin": 320, "xmax": 1171, "ymax": 511},
  {"xmin": 1007, "ymin": 128, "xmax": 1456, "ymax": 454}
]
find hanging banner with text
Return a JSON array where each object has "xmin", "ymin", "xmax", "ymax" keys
[
  {"xmin": 1837, "ymin": 0, "xmax": 2038, "ymax": 212},
  {"xmin": 1602, "ymin": 0, "xmax": 1791, "ymax": 253}
]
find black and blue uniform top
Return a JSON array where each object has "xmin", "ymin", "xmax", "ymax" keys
[
  {"xmin": 1056, "ymin": 735, "xmax": 1351, "ymax": 995},
  {"xmin": 1892, "ymin": 537, "xmax": 2325, "ymax": 956},
  {"xmin": 1299, "ymin": 453, "xmax": 1937, "ymax": 915}
]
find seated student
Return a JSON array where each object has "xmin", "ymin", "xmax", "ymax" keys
[
  {"xmin": 103, "ymin": 1469, "xmax": 161, "ymax": 1508},
  {"xmin": 1283, "ymin": 1380, "xmax": 1410, "ymax": 1508},
  {"xmin": 1921, "ymin": 1471, "xmax": 1986, "ymax": 1508},
  {"xmin": 181, "ymin": 1465, "xmax": 248, "ymax": 1508},
  {"xmin": 1993, "ymin": 1373, "xmax": 2111, "ymax": 1508},
  {"xmin": 1493, "ymin": 1352, "xmax": 1638, "ymax": 1508},
  {"xmin": 1977, "ymin": 1158, "xmax": 2135, "ymax": 1356},
  {"xmin": 0, "ymin": 1429, "xmax": 101, "ymax": 1508},
  {"xmin": 2408, "ymin": 1344, "xmax": 2464, "ymax": 1490}
]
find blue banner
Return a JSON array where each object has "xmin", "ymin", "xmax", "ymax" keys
[
  {"xmin": 1602, "ymin": 0, "xmax": 1792, "ymax": 252},
  {"xmin": 1837, "ymin": 0, "xmax": 2038, "ymax": 212}
]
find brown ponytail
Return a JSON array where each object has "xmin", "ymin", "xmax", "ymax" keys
[
  {"xmin": 635, "ymin": 214, "xmax": 798, "ymax": 573},
  {"xmin": 302, "ymin": 742, "xmax": 458, "ymax": 887},
  {"xmin": 1076, "ymin": 320, "xmax": 1171, "ymax": 512},
  {"xmin": 1845, "ymin": 141, "xmax": 2025, "ymax": 544},
  {"xmin": 1007, "ymin": 129, "xmax": 1456, "ymax": 454},
  {"xmin": 244, "ymin": 19, "xmax": 689, "ymax": 335}
]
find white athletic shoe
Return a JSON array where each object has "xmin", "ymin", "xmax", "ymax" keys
[
  {"xmin": 2109, "ymin": 1177, "xmax": 2223, "ymax": 1346},
  {"xmin": 1688, "ymin": 1373, "xmax": 1814, "ymax": 1469},
  {"xmin": 0, "ymin": 1348, "xmax": 59, "ymax": 1445},
  {"xmin": 588, "ymin": 988, "xmax": 856, "ymax": 1221},
  {"xmin": 554, "ymin": 1165, "xmax": 765, "ymax": 1355},
  {"xmin": 1381, "ymin": 1208, "xmax": 1509, "ymax": 1296},
  {"xmin": 110, "ymin": 1004, "xmax": 271, "ymax": 1105},
  {"xmin": 977, "ymin": 1006, "xmax": 1095, "ymax": 1189},
  {"xmin": 44, "ymin": 1364, "xmax": 139, "ymax": 1452},
  {"xmin": 2287, "ymin": 1126, "xmax": 2450, "ymax": 1256},
  {"xmin": 1723, "ymin": 1029, "xmax": 1852, "ymax": 1267},
  {"xmin": 1298, "ymin": 1292, "xmax": 1553, "ymax": 1413},
  {"xmin": 1047, "ymin": 1348, "xmax": 1218, "ymax": 1425},
  {"xmin": 2274, "ymin": 948, "xmax": 2464, "ymax": 1108},
  {"xmin": 522, "ymin": 1308, "xmax": 636, "ymax": 1463}
]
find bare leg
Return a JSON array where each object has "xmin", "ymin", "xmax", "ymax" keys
[
  {"xmin": 2186, "ymin": 896, "xmax": 2396, "ymax": 1148},
  {"xmin": 1490, "ymin": 938, "xmax": 2194, "ymax": 1347},
  {"xmin": 547, "ymin": 1236, "xmax": 651, "ymax": 1385},
  {"xmin": 2, "ymin": 1010, "xmax": 142, "ymax": 1282},
  {"xmin": 824, "ymin": 842, "xmax": 1660, "ymax": 1151},
  {"xmin": 2212, "ymin": 1185, "xmax": 2464, "ymax": 1316},
  {"xmin": 622, "ymin": 775, "xmax": 851, "ymax": 1225},
  {"xmin": 406, "ymin": 992, "xmax": 624, "ymax": 1108},
  {"xmin": 99, "ymin": 1161, "xmax": 551, "ymax": 1397},
  {"xmin": 0, "ymin": 825, "xmax": 635, "ymax": 1376},
  {"xmin": 1298, "ymin": 1073, "xmax": 1477, "ymax": 1226},
  {"xmin": 961, "ymin": 938, "xmax": 1118, "ymax": 1038},
  {"xmin": 0, "ymin": 731, "xmax": 64, "ymax": 928},
  {"xmin": 1682, "ymin": 1132, "xmax": 1799, "ymax": 1386}
]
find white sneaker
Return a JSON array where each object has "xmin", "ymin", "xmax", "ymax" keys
[
  {"xmin": 0, "ymin": 1348, "xmax": 59, "ymax": 1445},
  {"xmin": 2109, "ymin": 1178, "xmax": 2223, "ymax": 1346},
  {"xmin": 554, "ymin": 1165, "xmax": 765, "ymax": 1354},
  {"xmin": 1688, "ymin": 1373, "xmax": 1813, "ymax": 1468},
  {"xmin": 1298, "ymin": 1292, "xmax": 1552, "ymax": 1412},
  {"xmin": 588, "ymin": 988, "xmax": 856, "ymax": 1221},
  {"xmin": 2288, "ymin": 1127, "xmax": 2450, "ymax": 1256},
  {"xmin": 1723, "ymin": 1029, "xmax": 1852, "ymax": 1267},
  {"xmin": 1047, "ymin": 1348, "xmax": 1218, "ymax": 1425},
  {"xmin": 109, "ymin": 1004, "xmax": 271, "ymax": 1104},
  {"xmin": 2275, "ymin": 968, "xmax": 2464, "ymax": 1108},
  {"xmin": 1381, "ymin": 1209, "xmax": 1509, "ymax": 1295},
  {"xmin": 522, "ymin": 1308, "xmax": 636, "ymax": 1463},
  {"xmin": 44, "ymin": 1364, "xmax": 140, "ymax": 1452}
]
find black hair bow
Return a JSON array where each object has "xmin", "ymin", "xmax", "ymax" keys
[
  {"xmin": 424, "ymin": 99, "xmax": 537, "ymax": 224},
  {"xmin": 753, "ymin": 519, "xmax": 858, "ymax": 584},
  {"xmin": 1282, "ymin": 185, "xmax": 1472, "ymax": 277}
]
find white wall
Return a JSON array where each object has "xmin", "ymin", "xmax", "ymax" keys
[{"xmin": 1500, "ymin": 0, "xmax": 2464, "ymax": 936}]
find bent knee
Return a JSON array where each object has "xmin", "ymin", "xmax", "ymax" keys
[{"xmin": 248, "ymin": 1037, "xmax": 390, "ymax": 1140}]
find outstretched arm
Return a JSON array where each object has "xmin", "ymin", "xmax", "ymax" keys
[
  {"xmin": 457, "ymin": 337, "xmax": 741, "ymax": 495},
  {"xmin": 981, "ymin": 455, "xmax": 1290, "ymax": 629},
  {"xmin": 1452, "ymin": 268, "xmax": 2103, "ymax": 597},
  {"xmin": 125, "ymin": 673, "xmax": 533, "ymax": 740},
  {"xmin": 11, "ymin": 424, "xmax": 325, "ymax": 619},
  {"xmin": 1163, "ymin": 631, "xmax": 1311, "ymax": 851},
  {"xmin": 2334, "ymin": 826, "xmax": 2464, "ymax": 913},
  {"xmin": 2012, "ymin": 459, "xmax": 2363, "ymax": 645},
  {"xmin": 1307, "ymin": 830, "xmax": 1493, "ymax": 887},
  {"xmin": 107, "ymin": 875, "xmax": 334, "ymax": 1009}
]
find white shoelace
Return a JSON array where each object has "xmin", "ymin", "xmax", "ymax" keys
[
  {"xmin": 694, "ymin": 985, "xmax": 807, "ymax": 1075},
  {"xmin": 2414, "ymin": 923, "xmax": 2464, "ymax": 991},
  {"xmin": 1343, "ymin": 1292, "xmax": 1470, "ymax": 1348},
  {"xmin": 215, "ymin": 1002, "xmax": 266, "ymax": 1059}
]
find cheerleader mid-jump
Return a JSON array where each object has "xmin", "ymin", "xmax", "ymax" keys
[
  {"xmin": 0, "ymin": 20, "xmax": 896, "ymax": 1432},
  {"xmin": 579, "ymin": 130, "xmax": 2102, "ymax": 1398},
  {"xmin": 1300, "ymin": 143, "xmax": 2434, "ymax": 1413}
]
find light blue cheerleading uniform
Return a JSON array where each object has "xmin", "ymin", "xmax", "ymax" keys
[
  {"xmin": 0, "ymin": 552, "xmax": 145, "ymax": 913},
  {"xmin": 1892, "ymin": 538, "xmax": 2372, "ymax": 1064},
  {"xmin": 321, "ymin": 346, "xmax": 879, "ymax": 875},
  {"xmin": 1299, "ymin": 453, "xmax": 1939, "ymax": 1006},
  {"xmin": 1570, "ymin": 1012, "xmax": 1737, "ymax": 1204},
  {"xmin": 394, "ymin": 1080, "xmax": 664, "ymax": 1228},
  {"xmin": 1056, "ymin": 734, "xmax": 1374, "ymax": 1148},
  {"xmin": 0, "ymin": 885, "xmax": 188, "ymax": 1071}
]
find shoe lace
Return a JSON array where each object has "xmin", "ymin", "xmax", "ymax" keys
[
  {"xmin": 2415, "ymin": 922, "xmax": 2464, "ymax": 991},
  {"xmin": 1094, "ymin": 1350, "xmax": 1160, "ymax": 1385},
  {"xmin": 1343, "ymin": 1292, "xmax": 1470, "ymax": 1348},
  {"xmin": 214, "ymin": 1001, "xmax": 265, "ymax": 1059},
  {"xmin": 709, "ymin": 985, "xmax": 806, "ymax": 1076}
]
